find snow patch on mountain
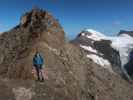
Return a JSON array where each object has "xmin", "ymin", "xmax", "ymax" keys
[
  {"xmin": 86, "ymin": 54, "xmax": 113, "ymax": 72},
  {"xmin": 109, "ymin": 34, "xmax": 133, "ymax": 66},
  {"xmin": 80, "ymin": 45, "xmax": 97, "ymax": 54}
]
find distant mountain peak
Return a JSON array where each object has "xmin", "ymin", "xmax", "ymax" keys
[
  {"xmin": 80, "ymin": 28, "xmax": 106, "ymax": 41},
  {"xmin": 118, "ymin": 30, "xmax": 133, "ymax": 37},
  {"xmin": 72, "ymin": 28, "xmax": 133, "ymax": 82}
]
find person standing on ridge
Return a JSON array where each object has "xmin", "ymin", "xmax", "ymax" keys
[{"xmin": 33, "ymin": 50, "xmax": 45, "ymax": 82}]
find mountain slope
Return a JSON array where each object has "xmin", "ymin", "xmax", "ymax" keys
[{"xmin": 0, "ymin": 8, "xmax": 133, "ymax": 100}]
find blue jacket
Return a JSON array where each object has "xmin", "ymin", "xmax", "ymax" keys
[{"xmin": 33, "ymin": 53, "xmax": 44, "ymax": 66}]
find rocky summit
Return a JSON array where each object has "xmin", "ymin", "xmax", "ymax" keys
[
  {"xmin": 0, "ymin": 7, "xmax": 65, "ymax": 78},
  {"xmin": 0, "ymin": 8, "xmax": 133, "ymax": 100}
]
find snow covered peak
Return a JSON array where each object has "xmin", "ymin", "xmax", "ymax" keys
[
  {"xmin": 85, "ymin": 29, "xmax": 105, "ymax": 36},
  {"xmin": 73, "ymin": 28, "xmax": 133, "ymax": 81},
  {"xmin": 82, "ymin": 29, "xmax": 106, "ymax": 41},
  {"xmin": 86, "ymin": 29, "xmax": 133, "ymax": 66}
]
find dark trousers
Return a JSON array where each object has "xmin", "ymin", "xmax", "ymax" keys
[{"xmin": 34, "ymin": 65, "xmax": 44, "ymax": 81}]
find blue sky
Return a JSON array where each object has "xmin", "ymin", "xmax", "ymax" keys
[{"xmin": 0, "ymin": 0, "xmax": 133, "ymax": 39}]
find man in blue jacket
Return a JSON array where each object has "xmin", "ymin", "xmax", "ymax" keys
[{"xmin": 33, "ymin": 51, "xmax": 44, "ymax": 81}]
